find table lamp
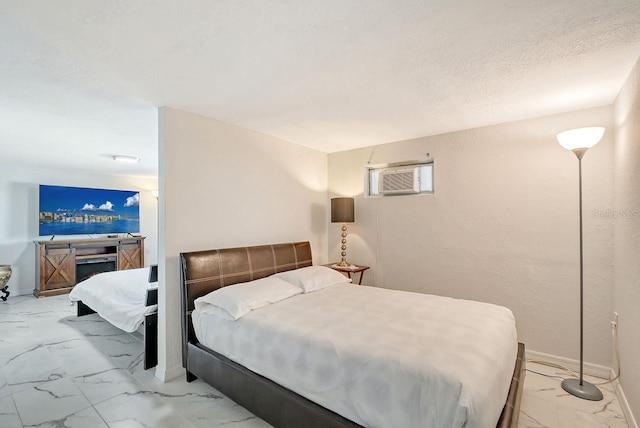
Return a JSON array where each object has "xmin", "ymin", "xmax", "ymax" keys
[{"xmin": 331, "ymin": 198, "xmax": 355, "ymax": 268}]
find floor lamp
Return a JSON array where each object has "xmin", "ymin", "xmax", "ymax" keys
[{"xmin": 556, "ymin": 126, "xmax": 605, "ymax": 401}]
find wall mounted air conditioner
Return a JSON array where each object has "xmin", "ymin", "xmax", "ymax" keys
[{"xmin": 378, "ymin": 166, "xmax": 420, "ymax": 195}]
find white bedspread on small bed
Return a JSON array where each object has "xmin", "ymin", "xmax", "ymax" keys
[
  {"xmin": 193, "ymin": 284, "xmax": 517, "ymax": 428},
  {"xmin": 69, "ymin": 268, "xmax": 157, "ymax": 333}
]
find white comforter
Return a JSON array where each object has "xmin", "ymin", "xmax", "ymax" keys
[
  {"xmin": 69, "ymin": 268, "xmax": 157, "ymax": 333},
  {"xmin": 193, "ymin": 284, "xmax": 517, "ymax": 428}
]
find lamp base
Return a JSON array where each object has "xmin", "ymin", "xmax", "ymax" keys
[
  {"xmin": 336, "ymin": 260, "xmax": 350, "ymax": 268},
  {"xmin": 561, "ymin": 378, "xmax": 603, "ymax": 401}
]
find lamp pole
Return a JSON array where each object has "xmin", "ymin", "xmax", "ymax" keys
[
  {"xmin": 577, "ymin": 150, "xmax": 585, "ymax": 388},
  {"xmin": 558, "ymin": 144, "xmax": 603, "ymax": 401}
]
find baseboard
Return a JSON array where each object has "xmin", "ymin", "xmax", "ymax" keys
[
  {"xmin": 9, "ymin": 285, "xmax": 33, "ymax": 298},
  {"xmin": 526, "ymin": 349, "xmax": 611, "ymax": 379},
  {"xmin": 154, "ymin": 364, "xmax": 185, "ymax": 382},
  {"xmin": 612, "ymin": 371, "xmax": 638, "ymax": 428},
  {"xmin": 527, "ymin": 350, "xmax": 637, "ymax": 427}
]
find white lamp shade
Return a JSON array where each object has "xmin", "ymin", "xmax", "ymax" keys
[{"xmin": 556, "ymin": 127, "xmax": 605, "ymax": 151}]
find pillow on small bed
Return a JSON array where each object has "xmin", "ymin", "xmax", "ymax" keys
[
  {"xmin": 194, "ymin": 276, "xmax": 301, "ymax": 320},
  {"xmin": 274, "ymin": 265, "xmax": 351, "ymax": 293}
]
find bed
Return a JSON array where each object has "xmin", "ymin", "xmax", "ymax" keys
[
  {"xmin": 180, "ymin": 242, "xmax": 525, "ymax": 428},
  {"xmin": 69, "ymin": 266, "xmax": 158, "ymax": 369}
]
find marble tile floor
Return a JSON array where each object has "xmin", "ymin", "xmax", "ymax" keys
[
  {"xmin": 520, "ymin": 362, "xmax": 628, "ymax": 428},
  {"xmin": 0, "ymin": 294, "xmax": 269, "ymax": 428},
  {"xmin": 0, "ymin": 294, "xmax": 630, "ymax": 427}
]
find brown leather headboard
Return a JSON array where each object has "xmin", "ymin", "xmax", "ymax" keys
[{"xmin": 180, "ymin": 241, "xmax": 312, "ymax": 366}]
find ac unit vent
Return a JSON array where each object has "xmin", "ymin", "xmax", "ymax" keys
[{"xmin": 379, "ymin": 167, "xmax": 420, "ymax": 195}]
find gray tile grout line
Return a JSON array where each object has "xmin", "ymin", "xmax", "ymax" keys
[{"xmin": 8, "ymin": 394, "xmax": 25, "ymax": 428}]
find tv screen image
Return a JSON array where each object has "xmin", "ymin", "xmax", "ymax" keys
[{"xmin": 39, "ymin": 185, "xmax": 140, "ymax": 237}]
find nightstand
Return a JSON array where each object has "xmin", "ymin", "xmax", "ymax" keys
[{"xmin": 325, "ymin": 263, "xmax": 370, "ymax": 285}]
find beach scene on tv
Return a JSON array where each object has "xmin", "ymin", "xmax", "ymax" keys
[{"xmin": 39, "ymin": 185, "xmax": 140, "ymax": 236}]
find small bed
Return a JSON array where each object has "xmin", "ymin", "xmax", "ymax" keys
[
  {"xmin": 180, "ymin": 242, "xmax": 525, "ymax": 428},
  {"xmin": 69, "ymin": 266, "xmax": 158, "ymax": 369}
]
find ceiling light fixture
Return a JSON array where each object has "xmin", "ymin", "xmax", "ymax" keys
[{"xmin": 112, "ymin": 155, "xmax": 141, "ymax": 163}]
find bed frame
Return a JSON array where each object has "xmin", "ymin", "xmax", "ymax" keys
[
  {"xmin": 77, "ymin": 281, "xmax": 158, "ymax": 370},
  {"xmin": 180, "ymin": 241, "xmax": 525, "ymax": 428}
]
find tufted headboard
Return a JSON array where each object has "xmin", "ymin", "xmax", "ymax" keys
[{"xmin": 179, "ymin": 241, "xmax": 312, "ymax": 366}]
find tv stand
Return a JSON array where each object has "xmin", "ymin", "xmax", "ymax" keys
[{"xmin": 34, "ymin": 236, "xmax": 145, "ymax": 298}]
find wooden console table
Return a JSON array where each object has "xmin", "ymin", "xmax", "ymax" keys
[{"xmin": 34, "ymin": 237, "xmax": 145, "ymax": 297}]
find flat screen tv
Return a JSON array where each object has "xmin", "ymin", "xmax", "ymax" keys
[{"xmin": 39, "ymin": 185, "xmax": 140, "ymax": 237}]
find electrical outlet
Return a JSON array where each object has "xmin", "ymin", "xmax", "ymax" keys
[{"xmin": 611, "ymin": 312, "xmax": 619, "ymax": 331}]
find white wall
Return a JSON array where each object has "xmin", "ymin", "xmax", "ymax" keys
[
  {"xmin": 0, "ymin": 163, "xmax": 158, "ymax": 296},
  {"xmin": 328, "ymin": 106, "xmax": 615, "ymax": 366},
  {"xmin": 613, "ymin": 58, "xmax": 640, "ymax": 420},
  {"xmin": 158, "ymin": 107, "xmax": 328, "ymax": 380}
]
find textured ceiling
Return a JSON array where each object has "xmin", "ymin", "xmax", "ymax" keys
[{"xmin": 1, "ymin": 0, "xmax": 639, "ymax": 177}]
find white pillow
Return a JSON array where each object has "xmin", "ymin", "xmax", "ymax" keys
[
  {"xmin": 194, "ymin": 276, "xmax": 301, "ymax": 320},
  {"xmin": 199, "ymin": 304, "xmax": 236, "ymax": 321},
  {"xmin": 274, "ymin": 266, "xmax": 351, "ymax": 293}
]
